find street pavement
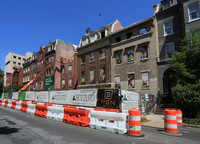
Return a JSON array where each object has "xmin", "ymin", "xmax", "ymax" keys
[{"xmin": 0, "ymin": 106, "xmax": 200, "ymax": 144}]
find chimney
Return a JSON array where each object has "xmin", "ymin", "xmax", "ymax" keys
[
  {"xmin": 153, "ymin": 4, "xmax": 159, "ymax": 16},
  {"xmin": 86, "ymin": 27, "xmax": 92, "ymax": 34}
]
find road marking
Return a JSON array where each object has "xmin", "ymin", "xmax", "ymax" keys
[{"xmin": 179, "ymin": 130, "xmax": 189, "ymax": 133}]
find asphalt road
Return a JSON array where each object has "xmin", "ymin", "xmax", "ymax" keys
[{"xmin": 0, "ymin": 106, "xmax": 199, "ymax": 144}]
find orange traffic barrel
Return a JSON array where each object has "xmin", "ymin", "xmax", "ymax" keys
[
  {"xmin": 164, "ymin": 108, "xmax": 178, "ymax": 133},
  {"xmin": 128, "ymin": 108, "xmax": 142, "ymax": 136},
  {"xmin": 176, "ymin": 109, "xmax": 183, "ymax": 126}
]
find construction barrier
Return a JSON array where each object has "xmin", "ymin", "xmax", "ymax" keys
[
  {"xmin": 176, "ymin": 109, "xmax": 183, "ymax": 126},
  {"xmin": 34, "ymin": 105, "xmax": 48, "ymax": 118},
  {"xmin": 7, "ymin": 100, "xmax": 12, "ymax": 108},
  {"xmin": 26, "ymin": 104, "xmax": 36, "ymax": 115},
  {"xmin": 46, "ymin": 106, "xmax": 64, "ymax": 122},
  {"xmin": 15, "ymin": 101, "xmax": 22, "ymax": 111},
  {"xmin": 164, "ymin": 108, "xmax": 178, "ymax": 133},
  {"xmin": 63, "ymin": 108, "xmax": 89, "ymax": 127},
  {"xmin": 12, "ymin": 92, "xmax": 18, "ymax": 100},
  {"xmin": 2, "ymin": 99, "xmax": 5, "ymax": 106},
  {"xmin": 128, "ymin": 108, "xmax": 142, "ymax": 136},
  {"xmin": 11, "ymin": 101, "xmax": 17, "ymax": 109},
  {"xmin": 20, "ymin": 102, "xmax": 28, "ymax": 113},
  {"xmin": 89, "ymin": 110, "xmax": 127, "ymax": 134},
  {"xmin": 0, "ymin": 99, "xmax": 2, "ymax": 106},
  {"xmin": 4, "ymin": 99, "xmax": 9, "ymax": 107},
  {"xmin": 63, "ymin": 105, "xmax": 77, "ymax": 109},
  {"xmin": 94, "ymin": 108, "xmax": 120, "ymax": 113}
]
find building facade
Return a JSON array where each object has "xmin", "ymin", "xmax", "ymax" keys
[
  {"xmin": 110, "ymin": 17, "xmax": 158, "ymax": 95},
  {"xmin": 4, "ymin": 52, "xmax": 32, "ymax": 86},
  {"xmin": 153, "ymin": 0, "xmax": 200, "ymax": 102},
  {"xmin": 77, "ymin": 20, "xmax": 123, "ymax": 88},
  {"xmin": 23, "ymin": 39, "xmax": 77, "ymax": 91}
]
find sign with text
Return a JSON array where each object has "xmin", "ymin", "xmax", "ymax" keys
[
  {"xmin": 45, "ymin": 76, "xmax": 54, "ymax": 91},
  {"xmin": 26, "ymin": 91, "xmax": 35, "ymax": 101},
  {"xmin": 121, "ymin": 90, "xmax": 139, "ymax": 113},
  {"xmin": 71, "ymin": 89, "xmax": 97, "ymax": 107},
  {"xmin": 35, "ymin": 91, "xmax": 49, "ymax": 103},
  {"xmin": 49, "ymin": 91, "xmax": 71, "ymax": 104},
  {"xmin": 12, "ymin": 92, "xmax": 18, "ymax": 100},
  {"xmin": 97, "ymin": 88, "xmax": 120, "ymax": 109}
]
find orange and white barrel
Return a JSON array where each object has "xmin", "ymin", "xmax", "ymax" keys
[
  {"xmin": 176, "ymin": 109, "xmax": 183, "ymax": 126},
  {"xmin": 164, "ymin": 108, "xmax": 178, "ymax": 133},
  {"xmin": 128, "ymin": 108, "xmax": 142, "ymax": 136}
]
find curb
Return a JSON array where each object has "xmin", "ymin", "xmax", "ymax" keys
[{"xmin": 183, "ymin": 123, "xmax": 200, "ymax": 129}]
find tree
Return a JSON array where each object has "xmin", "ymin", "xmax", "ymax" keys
[
  {"xmin": 0, "ymin": 68, "xmax": 3, "ymax": 95},
  {"xmin": 168, "ymin": 30, "xmax": 200, "ymax": 118}
]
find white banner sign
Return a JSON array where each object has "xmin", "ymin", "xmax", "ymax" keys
[
  {"xmin": 121, "ymin": 90, "xmax": 139, "ymax": 114},
  {"xmin": 26, "ymin": 91, "xmax": 35, "ymax": 101},
  {"xmin": 35, "ymin": 92, "xmax": 49, "ymax": 103},
  {"xmin": 12, "ymin": 92, "xmax": 18, "ymax": 100},
  {"xmin": 49, "ymin": 91, "xmax": 71, "ymax": 104},
  {"xmin": 71, "ymin": 89, "xmax": 97, "ymax": 107}
]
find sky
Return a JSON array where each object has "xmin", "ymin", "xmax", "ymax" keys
[{"xmin": 0, "ymin": 0, "xmax": 161, "ymax": 70}]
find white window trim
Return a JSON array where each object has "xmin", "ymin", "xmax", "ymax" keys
[
  {"xmin": 163, "ymin": 20, "xmax": 174, "ymax": 36},
  {"xmin": 165, "ymin": 42, "xmax": 175, "ymax": 60},
  {"xmin": 188, "ymin": 2, "xmax": 200, "ymax": 23}
]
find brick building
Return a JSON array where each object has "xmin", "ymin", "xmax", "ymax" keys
[
  {"xmin": 77, "ymin": 20, "xmax": 123, "ymax": 88},
  {"xmin": 23, "ymin": 39, "xmax": 77, "ymax": 91},
  {"xmin": 12, "ymin": 67, "xmax": 23, "ymax": 86},
  {"xmin": 110, "ymin": 17, "xmax": 158, "ymax": 95}
]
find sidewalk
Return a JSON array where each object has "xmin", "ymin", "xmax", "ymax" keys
[{"xmin": 141, "ymin": 114, "xmax": 164, "ymax": 128}]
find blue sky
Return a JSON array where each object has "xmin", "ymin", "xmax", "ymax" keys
[{"xmin": 0, "ymin": 0, "xmax": 161, "ymax": 70}]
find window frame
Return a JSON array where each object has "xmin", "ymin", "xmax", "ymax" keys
[
  {"xmin": 165, "ymin": 42, "xmax": 175, "ymax": 60},
  {"xmin": 90, "ymin": 69, "xmax": 95, "ymax": 84},
  {"xmin": 188, "ymin": 2, "xmax": 200, "ymax": 22},
  {"xmin": 90, "ymin": 52, "xmax": 95, "ymax": 61},
  {"xmin": 163, "ymin": 20, "xmax": 173, "ymax": 36},
  {"xmin": 81, "ymin": 70, "xmax": 86, "ymax": 84},
  {"xmin": 128, "ymin": 72, "xmax": 135, "ymax": 89},
  {"xmin": 141, "ymin": 71, "xmax": 149, "ymax": 88}
]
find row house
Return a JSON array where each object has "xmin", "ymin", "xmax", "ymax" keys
[
  {"xmin": 110, "ymin": 17, "xmax": 158, "ymax": 94},
  {"xmin": 77, "ymin": 20, "xmax": 123, "ymax": 88},
  {"xmin": 23, "ymin": 39, "xmax": 77, "ymax": 91},
  {"xmin": 12, "ymin": 67, "xmax": 23, "ymax": 86},
  {"xmin": 153, "ymin": 0, "xmax": 200, "ymax": 103}
]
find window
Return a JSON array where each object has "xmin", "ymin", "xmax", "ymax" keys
[
  {"xmin": 18, "ymin": 63, "xmax": 21, "ymax": 66},
  {"xmin": 99, "ymin": 48, "xmax": 105, "ymax": 58},
  {"xmin": 48, "ymin": 46, "xmax": 52, "ymax": 52},
  {"xmin": 81, "ymin": 38, "xmax": 87, "ymax": 46},
  {"xmin": 8, "ymin": 82, "xmax": 10, "ymax": 86},
  {"xmin": 127, "ymin": 32, "xmax": 133, "ymax": 39},
  {"xmin": 163, "ymin": 0, "xmax": 170, "ymax": 9},
  {"xmin": 128, "ymin": 73, "xmax": 135, "ymax": 88},
  {"xmin": 81, "ymin": 71, "xmax": 86, "ymax": 84},
  {"xmin": 8, "ymin": 76, "xmax": 10, "ymax": 80},
  {"xmin": 90, "ymin": 52, "xmax": 95, "ymax": 61},
  {"xmin": 140, "ymin": 45, "xmax": 148, "ymax": 59},
  {"xmin": 165, "ymin": 43, "xmax": 174, "ymax": 59},
  {"xmin": 81, "ymin": 55, "xmax": 86, "ymax": 63},
  {"xmin": 69, "ymin": 66, "xmax": 72, "ymax": 74},
  {"xmin": 90, "ymin": 34, "xmax": 96, "ymax": 43},
  {"xmin": 116, "ymin": 37, "xmax": 121, "ymax": 42},
  {"xmin": 62, "ymin": 67, "xmax": 65, "ymax": 75},
  {"xmin": 127, "ymin": 49, "xmax": 134, "ymax": 62},
  {"xmin": 90, "ymin": 69, "xmax": 95, "ymax": 84},
  {"xmin": 23, "ymin": 58, "xmax": 25, "ymax": 61},
  {"xmin": 115, "ymin": 52, "xmax": 122, "ymax": 64},
  {"xmin": 142, "ymin": 72, "xmax": 149, "ymax": 88},
  {"xmin": 99, "ymin": 67, "xmax": 105, "ymax": 83},
  {"xmin": 18, "ymin": 57, "xmax": 21, "ymax": 60},
  {"xmin": 140, "ymin": 28, "xmax": 147, "ymax": 35},
  {"xmin": 164, "ymin": 20, "xmax": 173, "ymax": 35},
  {"xmin": 68, "ymin": 79, "xmax": 72, "ymax": 88},
  {"xmin": 62, "ymin": 80, "xmax": 65, "ymax": 89},
  {"xmin": 13, "ymin": 61, "xmax": 16, "ymax": 64},
  {"xmin": 114, "ymin": 75, "xmax": 120, "ymax": 88},
  {"xmin": 13, "ymin": 56, "xmax": 16, "ymax": 58},
  {"xmin": 188, "ymin": 2, "xmax": 200, "ymax": 21},
  {"xmin": 101, "ymin": 31, "xmax": 105, "ymax": 38}
]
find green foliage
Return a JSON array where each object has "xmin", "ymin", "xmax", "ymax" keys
[
  {"xmin": 4, "ymin": 85, "xmax": 25, "ymax": 93},
  {"xmin": 183, "ymin": 117, "xmax": 200, "ymax": 125},
  {"xmin": 168, "ymin": 29, "xmax": 200, "ymax": 118}
]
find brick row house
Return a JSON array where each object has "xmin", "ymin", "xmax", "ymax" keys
[
  {"xmin": 77, "ymin": 20, "xmax": 123, "ymax": 88},
  {"xmin": 22, "ymin": 39, "xmax": 78, "ymax": 91}
]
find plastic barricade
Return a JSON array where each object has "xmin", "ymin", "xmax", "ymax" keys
[
  {"xmin": 46, "ymin": 106, "xmax": 64, "ymax": 122},
  {"xmin": 63, "ymin": 108, "xmax": 89, "ymax": 127},
  {"xmin": 63, "ymin": 105, "xmax": 77, "ymax": 109},
  {"xmin": 11, "ymin": 101, "xmax": 17, "ymax": 109},
  {"xmin": 26, "ymin": 104, "xmax": 36, "ymax": 115},
  {"xmin": 34, "ymin": 105, "xmax": 48, "ymax": 118},
  {"xmin": 15, "ymin": 101, "xmax": 22, "ymax": 111},
  {"xmin": 2, "ymin": 99, "xmax": 5, "ymax": 107},
  {"xmin": 4, "ymin": 100, "xmax": 9, "ymax": 107},
  {"xmin": 0, "ymin": 99, "xmax": 2, "ymax": 106},
  {"xmin": 20, "ymin": 102, "xmax": 28, "ymax": 113},
  {"xmin": 32, "ymin": 102, "xmax": 37, "ymax": 104},
  {"xmin": 7, "ymin": 100, "xmax": 13, "ymax": 108},
  {"xmin": 176, "ymin": 109, "xmax": 183, "ymax": 126},
  {"xmin": 94, "ymin": 108, "xmax": 120, "ymax": 113},
  {"xmin": 89, "ymin": 110, "xmax": 127, "ymax": 134},
  {"xmin": 44, "ymin": 103, "xmax": 53, "ymax": 106}
]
